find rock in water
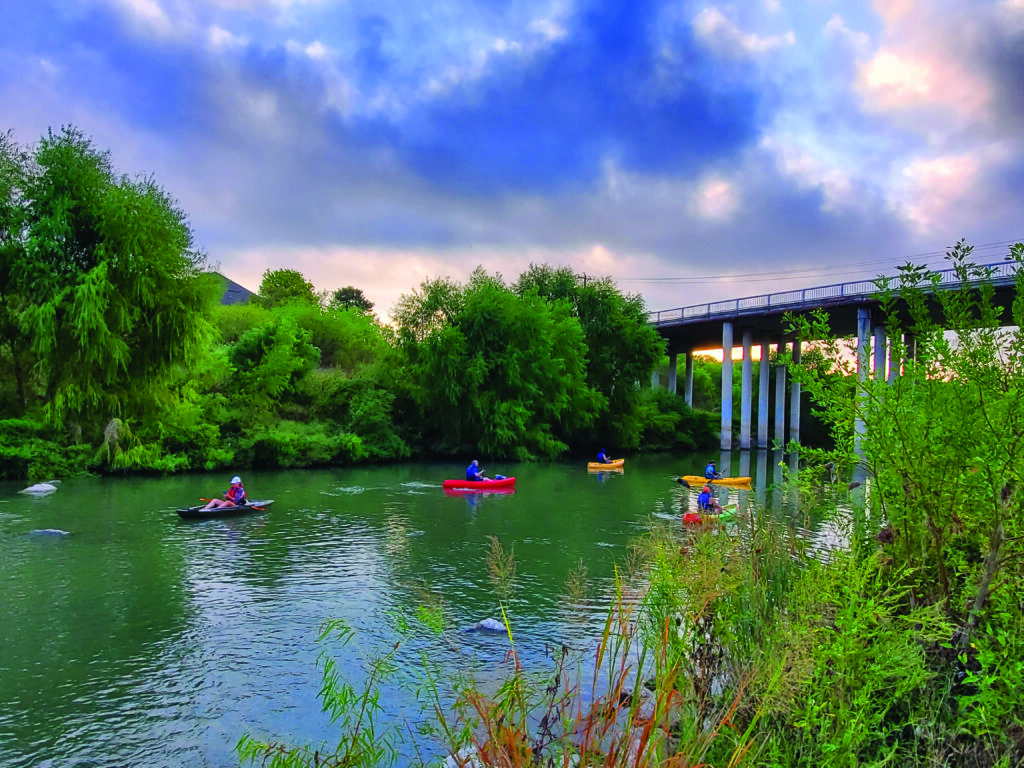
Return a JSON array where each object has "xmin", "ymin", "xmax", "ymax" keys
[
  {"xmin": 475, "ymin": 618, "xmax": 507, "ymax": 633},
  {"xmin": 20, "ymin": 483, "xmax": 59, "ymax": 496}
]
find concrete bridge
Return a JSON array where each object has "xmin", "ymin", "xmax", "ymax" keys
[{"xmin": 648, "ymin": 259, "xmax": 1019, "ymax": 451}]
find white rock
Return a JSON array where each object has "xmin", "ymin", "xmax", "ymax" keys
[
  {"xmin": 20, "ymin": 483, "xmax": 58, "ymax": 495},
  {"xmin": 476, "ymin": 618, "xmax": 507, "ymax": 632}
]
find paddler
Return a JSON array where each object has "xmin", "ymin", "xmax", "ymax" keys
[
  {"xmin": 465, "ymin": 460, "xmax": 487, "ymax": 481},
  {"xmin": 597, "ymin": 448, "xmax": 611, "ymax": 464},
  {"xmin": 697, "ymin": 485, "xmax": 723, "ymax": 513},
  {"xmin": 704, "ymin": 461, "xmax": 720, "ymax": 480},
  {"xmin": 202, "ymin": 476, "xmax": 247, "ymax": 510}
]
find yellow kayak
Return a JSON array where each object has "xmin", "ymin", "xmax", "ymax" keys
[
  {"xmin": 680, "ymin": 475, "xmax": 751, "ymax": 487},
  {"xmin": 588, "ymin": 458, "xmax": 625, "ymax": 470}
]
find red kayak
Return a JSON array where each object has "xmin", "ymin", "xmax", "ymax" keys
[{"xmin": 442, "ymin": 477, "xmax": 516, "ymax": 490}]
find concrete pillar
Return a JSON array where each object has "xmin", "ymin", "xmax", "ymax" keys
[
  {"xmin": 755, "ymin": 448, "xmax": 768, "ymax": 508},
  {"xmin": 887, "ymin": 333, "xmax": 899, "ymax": 385},
  {"xmin": 757, "ymin": 337, "xmax": 770, "ymax": 449},
  {"xmin": 790, "ymin": 339, "xmax": 802, "ymax": 447},
  {"xmin": 740, "ymin": 328, "xmax": 753, "ymax": 449},
  {"xmin": 651, "ymin": 371, "xmax": 659, "ymax": 388},
  {"xmin": 855, "ymin": 306, "xmax": 872, "ymax": 456},
  {"xmin": 668, "ymin": 351, "xmax": 678, "ymax": 395},
  {"xmin": 775, "ymin": 341, "xmax": 787, "ymax": 448},
  {"xmin": 684, "ymin": 351, "xmax": 694, "ymax": 406},
  {"xmin": 873, "ymin": 325, "xmax": 887, "ymax": 381},
  {"xmin": 721, "ymin": 322, "xmax": 734, "ymax": 450}
]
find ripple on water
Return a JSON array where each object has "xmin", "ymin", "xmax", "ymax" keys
[{"xmin": 321, "ymin": 486, "xmax": 369, "ymax": 495}]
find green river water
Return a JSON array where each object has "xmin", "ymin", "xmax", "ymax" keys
[{"xmin": 0, "ymin": 452, "xmax": 807, "ymax": 767}]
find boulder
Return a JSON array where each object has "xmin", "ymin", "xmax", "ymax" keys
[{"xmin": 20, "ymin": 483, "xmax": 59, "ymax": 496}]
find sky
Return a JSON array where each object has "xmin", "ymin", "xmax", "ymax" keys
[{"xmin": 2, "ymin": 0, "xmax": 1023, "ymax": 319}]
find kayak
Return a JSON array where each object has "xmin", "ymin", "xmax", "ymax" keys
[
  {"xmin": 587, "ymin": 459, "xmax": 625, "ymax": 470},
  {"xmin": 683, "ymin": 510, "xmax": 736, "ymax": 525},
  {"xmin": 177, "ymin": 500, "xmax": 274, "ymax": 519},
  {"xmin": 442, "ymin": 477, "xmax": 516, "ymax": 490},
  {"xmin": 680, "ymin": 475, "xmax": 752, "ymax": 487}
]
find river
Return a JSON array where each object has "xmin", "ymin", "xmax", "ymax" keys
[{"xmin": 0, "ymin": 452, "xmax": 807, "ymax": 767}]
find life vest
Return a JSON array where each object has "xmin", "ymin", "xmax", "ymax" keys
[
  {"xmin": 227, "ymin": 485, "xmax": 246, "ymax": 504},
  {"xmin": 682, "ymin": 512, "xmax": 703, "ymax": 525}
]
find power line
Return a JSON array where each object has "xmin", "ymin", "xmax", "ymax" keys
[{"xmin": 615, "ymin": 238, "xmax": 1023, "ymax": 284}]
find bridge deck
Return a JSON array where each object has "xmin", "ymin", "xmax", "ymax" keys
[{"xmin": 648, "ymin": 260, "xmax": 1018, "ymax": 350}]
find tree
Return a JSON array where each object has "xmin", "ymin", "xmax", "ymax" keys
[
  {"xmin": 396, "ymin": 270, "xmax": 603, "ymax": 459},
  {"xmin": 513, "ymin": 265, "xmax": 665, "ymax": 448},
  {"xmin": 257, "ymin": 268, "xmax": 319, "ymax": 309},
  {"xmin": 0, "ymin": 131, "xmax": 33, "ymax": 415},
  {"xmin": 3, "ymin": 126, "xmax": 216, "ymax": 428},
  {"xmin": 330, "ymin": 286, "xmax": 374, "ymax": 313}
]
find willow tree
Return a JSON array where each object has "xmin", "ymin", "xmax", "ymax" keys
[
  {"xmin": 0, "ymin": 131, "xmax": 33, "ymax": 416},
  {"xmin": 513, "ymin": 265, "xmax": 666, "ymax": 448},
  {"xmin": 396, "ymin": 270, "xmax": 604, "ymax": 459},
  {"xmin": 3, "ymin": 126, "xmax": 216, "ymax": 430}
]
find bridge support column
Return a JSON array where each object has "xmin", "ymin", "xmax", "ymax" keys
[
  {"xmin": 668, "ymin": 351, "xmax": 678, "ymax": 394},
  {"xmin": 740, "ymin": 329, "xmax": 753, "ymax": 449},
  {"xmin": 721, "ymin": 322, "xmax": 733, "ymax": 450},
  {"xmin": 684, "ymin": 351, "xmax": 694, "ymax": 406},
  {"xmin": 775, "ymin": 341, "xmax": 787, "ymax": 448},
  {"xmin": 790, "ymin": 339, "xmax": 802, "ymax": 447},
  {"xmin": 873, "ymin": 325, "xmax": 887, "ymax": 381},
  {"xmin": 888, "ymin": 333, "xmax": 899, "ymax": 384},
  {"xmin": 758, "ymin": 337, "xmax": 770, "ymax": 449},
  {"xmin": 855, "ymin": 306, "xmax": 871, "ymax": 456}
]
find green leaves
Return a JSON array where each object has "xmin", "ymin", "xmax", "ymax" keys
[
  {"xmin": 1, "ymin": 126, "xmax": 213, "ymax": 429},
  {"xmin": 396, "ymin": 272, "xmax": 602, "ymax": 459}
]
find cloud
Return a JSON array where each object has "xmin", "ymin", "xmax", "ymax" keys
[
  {"xmin": 693, "ymin": 6, "xmax": 795, "ymax": 57},
  {"xmin": 3, "ymin": 0, "xmax": 1022, "ymax": 322}
]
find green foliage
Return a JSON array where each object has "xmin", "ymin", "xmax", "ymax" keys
[
  {"xmin": 636, "ymin": 387, "xmax": 716, "ymax": 451},
  {"xmin": 513, "ymin": 265, "xmax": 666, "ymax": 449},
  {"xmin": 256, "ymin": 268, "xmax": 320, "ymax": 309},
  {"xmin": 397, "ymin": 270, "xmax": 603, "ymax": 459},
  {"xmin": 0, "ymin": 418, "xmax": 90, "ymax": 480},
  {"xmin": 229, "ymin": 315, "xmax": 321, "ymax": 406},
  {"xmin": 0, "ymin": 126, "xmax": 216, "ymax": 428}
]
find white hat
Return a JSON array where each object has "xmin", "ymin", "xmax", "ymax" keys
[{"xmin": 231, "ymin": 476, "xmax": 242, "ymax": 484}]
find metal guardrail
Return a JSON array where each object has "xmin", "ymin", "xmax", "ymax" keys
[{"xmin": 647, "ymin": 260, "xmax": 1018, "ymax": 326}]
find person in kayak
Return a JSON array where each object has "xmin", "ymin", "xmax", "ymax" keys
[
  {"xmin": 202, "ymin": 476, "xmax": 247, "ymax": 509},
  {"xmin": 704, "ymin": 461, "xmax": 720, "ymax": 480},
  {"xmin": 697, "ymin": 485, "xmax": 723, "ymax": 513},
  {"xmin": 466, "ymin": 460, "xmax": 487, "ymax": 481},
  {"xmin": 597, "ymin": 449, "xmax": 611, "ymax": 464}
]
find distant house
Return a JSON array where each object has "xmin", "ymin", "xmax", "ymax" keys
[{"xmin": 215, "ymin": 273, "xmax": 256, "ymax": 305}]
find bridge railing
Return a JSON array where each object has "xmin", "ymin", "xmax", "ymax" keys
[{"xmin": 647, "ymin": 259, "xmax": 1019, "ymax": 326}]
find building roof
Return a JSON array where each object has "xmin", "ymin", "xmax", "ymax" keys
[{"xmin": 215, "ymin": 273, "xmax": 256, "ymax": 305}]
